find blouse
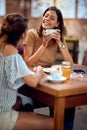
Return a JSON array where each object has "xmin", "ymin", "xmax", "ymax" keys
[
  {"xmin": 0, "ymin": 53, "xmax": 33, "ymax": 112},
  {"xmin": 25, "ymin": 28, "xmax": 58, "ymax": 67}
]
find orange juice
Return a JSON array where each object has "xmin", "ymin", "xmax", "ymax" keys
[{"xmin": 62, "ymin": 61, "xmax": 71, "ymax": 80}]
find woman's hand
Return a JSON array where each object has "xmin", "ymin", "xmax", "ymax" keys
[
  {"xmin": 35, "ymin": 66, "xmax": 44, "ymax": 78},
  {"xmin": 49, "ymin": 29, "xmax": 63, "ymax": 46},
  {"xmin": 42, "ymin": 34, "xmax": 52, "ymax": 47},
  {"xmin": 42, "ymin": 29, "xmax": 62, "ymax": 47}
]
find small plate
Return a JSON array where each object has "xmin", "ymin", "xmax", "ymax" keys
[{"xmin": 47, "ymin": 76, "xmax": 66, "ymax": 83}]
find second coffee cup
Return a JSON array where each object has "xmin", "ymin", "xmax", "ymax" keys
[{"xmin": 50, "ymin": 69, "xmax": 62, "ymax": 80}]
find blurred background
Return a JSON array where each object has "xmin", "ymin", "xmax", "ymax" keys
[{"xmin": 0, "ymin": 0, "xmax": 87, "ymax": 64}]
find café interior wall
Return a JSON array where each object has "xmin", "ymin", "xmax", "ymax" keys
[
  {"xmin": 28, "ymin": 17, "xmax": 87, "ymax": 41},
  {"xmin": 0, "ymin": 0, "xmax": 87, "ymax": 43},
  {"xmin": 0, "ymin": 15, "xmax": 87, "ymax": 44},
  {"xmin": 0, "ymin": 0, "xmax": 86, "ymax": 65}
]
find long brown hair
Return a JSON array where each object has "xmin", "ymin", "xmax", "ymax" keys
[{"xmin": 38, "ymin": 6, "xmax": 65, "ymax": 42}]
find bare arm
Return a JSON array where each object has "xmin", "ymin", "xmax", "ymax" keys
[
  {"xmin": 58, "ymin": 40, "xmax": 73, "ymax": 65},
  {"xmin": 48, "ymin": 30, "xmax": 73, "ymax": 65},
  {"xmin": 24, "ymin": 44, "xmax": 46, "ymax": 66},
  {"xmin": 23, "ymin": 30, "xmax": 52, "ymax": 67},
  {"xmin": 22, "ymin": 66, "xmax": 43, "ymax": 87}
]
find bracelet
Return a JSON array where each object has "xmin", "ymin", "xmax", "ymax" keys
[{"xmin": 61, "ymin": 44, "xmax": 66, "ymax": 49}]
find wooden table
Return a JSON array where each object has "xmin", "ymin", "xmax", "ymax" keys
[{"xmin": 18, "ymin": 64, "xmax": 87, "ymax": 130}]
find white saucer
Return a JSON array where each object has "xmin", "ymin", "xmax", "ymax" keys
[{"xmin": 47, "ymin": 76, "xmax": 66, "ymax": 83}]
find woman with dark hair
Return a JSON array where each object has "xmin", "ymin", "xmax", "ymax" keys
[
  {"xmin": 22, "ymin": 6, "xmax": 75, "ymax": 130},
  {"xmin": 0, "ymin": 13, "xmax": 54, "ymax": 130},
  {"xmin": 23, "ymin": 6, "xmax": 73, "ymax": 67}
]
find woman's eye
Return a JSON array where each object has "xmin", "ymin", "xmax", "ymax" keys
[
  {"xmin": 44, "ymin": 15, "xmax": 48, "ymax": 18},
  {"xmin": 44, "ymin": 16, "xmax": 55, "ymax": 20},
  {"xmin": 51, "ymin": 17, "xmax": 55, "ymax": 20}
]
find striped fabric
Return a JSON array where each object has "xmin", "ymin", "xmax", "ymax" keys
[{"xmin": 0, "ymin": 53, "xmax": 33, "ymax": 112}]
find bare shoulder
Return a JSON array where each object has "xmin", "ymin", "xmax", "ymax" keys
[
  {"xmin": 3, "ymin": 45, "xmax": 18, "ymax": 56},
  {"xmin": 27, "ymin": 28, "xmax": 36, "ymax": 35}
]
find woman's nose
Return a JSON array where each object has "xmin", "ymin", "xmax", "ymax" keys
[{"xmin": 45, "ymin": 16, "xmax": 50, "ymax": 20}]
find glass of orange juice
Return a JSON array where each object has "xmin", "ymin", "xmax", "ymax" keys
[{"xmin": 62, "ymin": 61, "xmax": 71, "ymax": 80}]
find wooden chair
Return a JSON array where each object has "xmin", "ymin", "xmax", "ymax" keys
[
  {"xmin": 82, "ymin": 50, "xmax": 87, "ymax": 66},
  {"xmin": 55, "ymin": 36, "xmax": 79, "ymax": 64},
  {"xmin": 12, "ymin": 96, "xmax": 22, "ymax": 111}
]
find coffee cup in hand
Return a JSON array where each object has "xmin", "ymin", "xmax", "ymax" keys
[{"xmin": 44, "ymin": 29, "xmax": 56, "ymax": 35}]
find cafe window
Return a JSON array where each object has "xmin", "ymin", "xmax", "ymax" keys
[
  {"xmin": 0, "ymin": 0, "xmax": 6, "ymax": 16},
  {"xmin": 31, "ymin": 0, "xmax": 53, "ymax": 18},
  {"xmin": 56, "ymin": 0, "xmax": 75, "ymax": 19},
  {"xmin": 56, "ymin": 0, "xmax": 87, "ymax": 19},
  {"xmin": 31, "ymin": 0, "xmax": 87, "ymax": 19},
  {"xmin": 77, "ymin": 0, "xmax": 87, "ymax": 19}
]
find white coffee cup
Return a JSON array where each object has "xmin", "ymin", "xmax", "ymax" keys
[
  {"xmin": 44, "ymin": 29, "xmax": 56, "ymax": 35},
  {"xmin": 51, "ymin": 65, "xmax": 62, "ymax": 71},
  {"xmin": 50, "ymin": 69, "xmax": 62, "ymax": 80}
]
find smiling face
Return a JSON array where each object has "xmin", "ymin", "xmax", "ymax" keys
[{"xmin": 42, "ymin": 10, "xmax": 59, "ymax": 30}]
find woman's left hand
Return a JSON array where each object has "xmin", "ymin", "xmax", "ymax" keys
[{"xmin": 48, "ymin": 29, "xmax": 62, "ymax": 47}]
